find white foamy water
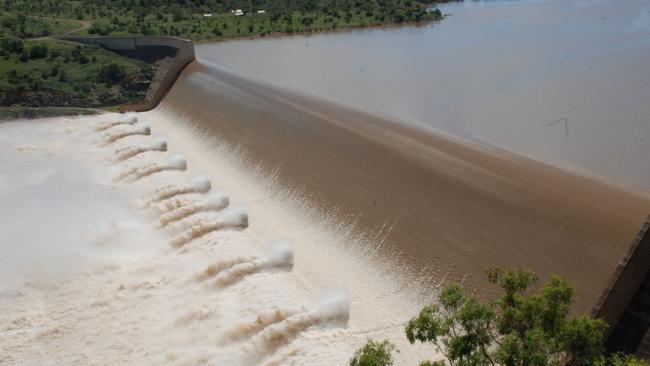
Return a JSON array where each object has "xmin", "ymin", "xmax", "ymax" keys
[{"xmin": 0, "ymin": 112, "xmax": 436, "ymax": 365}]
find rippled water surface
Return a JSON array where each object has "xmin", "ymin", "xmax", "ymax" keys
[{"xmin": 198, "ymin": 0, "xmax": 650, "ymax": 189}]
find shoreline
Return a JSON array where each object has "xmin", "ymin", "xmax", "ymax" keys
[{"xmin": 193, "ymin": 16, "xmax": 446, "ymax": 45}]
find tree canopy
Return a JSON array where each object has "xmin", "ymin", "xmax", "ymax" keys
[{"xmin": 351, "ymin": 268, "xmax": 649, "ymax": 366}]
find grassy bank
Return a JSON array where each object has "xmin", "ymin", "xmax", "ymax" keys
[
  {"xmin": 0, "ymin": 39, "xmax": 153, "ymax": 107},
  {"xmin": 0, "ymin": 14, "xmax": 83, "ymax": 39}
]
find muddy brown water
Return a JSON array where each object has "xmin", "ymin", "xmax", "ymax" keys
[{"xmin": 160, "ymin": 59, "xmax": 649, "ymax": 313}]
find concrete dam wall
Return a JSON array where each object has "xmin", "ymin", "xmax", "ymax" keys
[
  {"xmin": 61, "ymin": 34, "xmax": 650, "ymax": 355},
  {"xmin": 599, "ymin": 216, "xmax": 650, "ymax": 355},
  {"xmin": 60, "ymin": 36, "xmax": 195, "ymax": 112},
  {"xmin": 155, "ymin": 61, "xmax": 650, "ymax": 355}
]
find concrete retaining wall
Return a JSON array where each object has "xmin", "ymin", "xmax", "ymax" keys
[
  {"xmin": 59, "ymin": 36, "xmax": 195, "ymax": 111},
  {"xmin": 594, "ymin": 215, "xmax": 650, "ymax": 354}
]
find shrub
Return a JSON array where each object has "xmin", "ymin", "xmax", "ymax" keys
[
  {"xmin": 88, "ymin": 22, "xmax": 111, "ymax": 36},
  {"xmin": 97, "ymin": 62, "xmax": 126, "ymax": 84},
  {"xmin": 1, "ymin": 38, "xmax": 23, "ymax": 53},
  {"xmin": 29, "ymin": 44, "xmax": 48, "ymax": 59},
  {"xmin": 595, "ymin": 353, "xmax": 650, "ymax": 366},
  {"xmin": 350, "ymin": 339, "xmax": 397, "ymax": 366},
  {"xmin": 48, "ymin": 49, "xmax": 61, "ymax": 60},
  {"xmin": 404, "ymin": 268, "xmax": 609, "ymax": 365}
]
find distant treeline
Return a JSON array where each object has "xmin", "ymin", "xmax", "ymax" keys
[
  {"xmin": 1, "ymin": 0, "xmax": 448, "ymax": 40},
  {"xmin": 2, "ymin": 1, "xmax": 446, "ymax": 18}
]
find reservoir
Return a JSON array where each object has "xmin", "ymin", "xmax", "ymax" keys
[{"xmin": 197, "ymin": 0, "xmax": 650, "ymax": 190}]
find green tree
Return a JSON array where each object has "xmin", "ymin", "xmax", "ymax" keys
[
  {"xmin": 29, "ymin": 44, "xmax": 48, "ymax": 59},
  {"xmin": 350, "ymin": 339, "xmax": 397, "ymax": 366},
  {"xmin": 404, "ymin": 268, "xmax": 609, "ymax": 366},
  {"xmin": 595, "ymin": 353, "xmax": 650, "ymax": 366},
  {"xmin": 1, "ymin": 38, "xmax": 23, "ymax": 53},
  {"xmin": 97, "ymin": 62, "xmax": 125, "ymax": 84},
  {"xmin": 405, "ymin": 283, "xmax": 496, "ymax": 366}
]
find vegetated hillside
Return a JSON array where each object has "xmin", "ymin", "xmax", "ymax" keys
[
  {"xmin": 1, "ymin": 0, "xmax": 447, "ymax": 40},
  {"xmin": 0, "ymin": 39, "xmax": 152, "ymax": 107},
  {"xmin": 0, "ymin": 13, "xmax": 81, "ymax": 38},
  {"xmin": 0, "ymin": 0, "xmax": 450, "ymax": 108}
]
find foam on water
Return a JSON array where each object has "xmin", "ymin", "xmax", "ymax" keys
[
  {"xmin": 231, "ymin": 290, "xmax": 351, "ymax": 365},
  {"xmin": 210, "ymin": 242, "xmax": 294, "ymax": 288},
  {"xmin": 95, "ymin": 112, "xmax": 138, "ymax": 131},
  {"xmin": 142, "ymin": 175, "xmax": 212, "ymax": 206},
  {"xmin": 221, "ymin": 306, "xmax": 300, "ymax": 343},
  {"xmin": 0, "ymin": 111, "xmax": 437, "ymax": 365},
  {"xmin": 170, "ymin": 206, "xmax": 249, "ymax": 247},
  {"xmin": 103, "ymin": 123, "xmax": 151, "ymax": 145},
  {"xmin": 157, "ymin": 192, "xmax": 230, "ymax": 227},
  {"xmin": 115, "ymin": 153, "xmax": 187, "ymax": 182},
  {"xmin": 113, "ymin": 137, "xmax": 168, "ymax": 162}
]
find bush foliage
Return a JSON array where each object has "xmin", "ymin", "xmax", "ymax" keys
[{"xmin": 351, "ymin": 268, "xmax": 650, "ymax": 366}]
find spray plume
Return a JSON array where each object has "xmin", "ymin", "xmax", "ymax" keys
[
  {"xmin": 155, "ymin": 196, "xmax": 198, "ymax": 213},
  {"xmin": 115, "ymin": 154, "xmax": 187, "ymax": 182},
  {"xmin": 240, "ymin": 289, "xmax": 350, "ymax": 361},
  {"xmin": 113, "ymin": 137, "xmax": 168, "ymax": 162},
  {"xmin": 103, "ymin": 123, "xmax": 151, "ymax": 145},
  {"xmin": 142, "ymin": 176, "xmax": 212, "ymax": 206},
  {"xmin": 221, "ymin": 306, "xmax": 300, "ymax": 343},
  {"xmin": 210, "ymin": 241, "xmax": 294, "ymax": 287},
  {"xmin": 157, "ymin": 192, "xmax": 229, "ymax": 227},
  {"xmin": 195, "ymin": 256, "xmax": 255, "ymax": 281},
  {"xmin": 170, "ymin": 206, "xmax": 248, "ymax": 247},
  {"xmin": 95, "ymin": 113, "xmax": 137, "ymax": 131}
]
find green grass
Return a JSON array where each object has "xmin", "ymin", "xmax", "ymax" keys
[
  {"xmin": 0, "ymin": 106, "xmax": 99, "ymax": 120},
  {"xmin": 38, "ymin": 17, "xmax": 83, "ymax": 35},
  {"xmin": 0, "ymin": 13, "xmax": 83, "ymax": 38},
  {"xmin": 0, "ymin": 39, "xmax": 152, "ymax": 107}
]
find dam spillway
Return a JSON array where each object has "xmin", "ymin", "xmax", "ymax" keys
[
  {"xmin": 1, "ymin": 54, "xmax": 649, "ymax": 366},
  {"xmin": 2, "ymin": 0, "xmax": 650, "ymax": 363},
  {"xmin": 157, "ymin": 61, "xmax": 650, "ymax": 317}
]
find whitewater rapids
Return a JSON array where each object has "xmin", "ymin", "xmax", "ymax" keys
[{"xmin": 0, "ymin": 113, "xmax": 434, "ymax": 365}]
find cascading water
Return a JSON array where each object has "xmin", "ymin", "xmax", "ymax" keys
[
  {"xmin": 170, "ymin": 206, "xmax": 249, "ymax": 247},
  {"xmin": 113, "ymin": 137, "xmax": 168, "ymax": 162},
  {"xmin": 208, "ymin": 241, "xmax": 294, "ymax": 287},
  {"xmin": 230, "ymin": 290, "xmax": 352, "ymax": 365},
  {"xmin": 95, "ymin": 112, "xmax": 138, "ymax": 131},
  {"xmin": 102, "ymin": 123, "xmax": 151, "ymax": 145},
  {"xmin": 114, "ymin": 153, "xmax": 187, "ymax": 182},
  {"xmin": 157, "ymin": 192, "xmax": 229, "ymax": 227},
  {"xmin": 142, "ymin": 175, "xmax": 212, "ymax": 206},
  {"xmin": 220, "ymin": 306, "xmax": 301, "ymax": 343},
  {"xmin": 4, "ymin": 111, "xmax": 422, "ymax": 366}
]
